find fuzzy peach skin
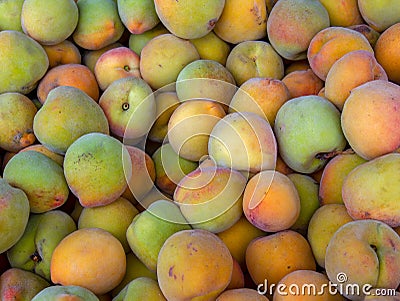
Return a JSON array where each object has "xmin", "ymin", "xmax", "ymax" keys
[
  {"xmin": 282, "ymin": 69, "xmax": 324, "ymax": 99},
  {"xmin": 267, "ymin": 0, "xmax": 330, "ymax": 60},
  {"xmin": 341, "ymin": 80, "xmax": 400, "ymax": 160},
  {"xmin": 36, "ymin": 63, "xmax": 99, "ymax": 103},
  {"xmin": 318, "ymin": 0, "xmax": 363, "ymax": 27},
  {"xmin": 357, "ymin": 0, "xmax": 400, "ymax": 32},
  {"xmin": 324, "ymin": 50, "xmax": 387, "ymax": 110},
  {"xmin": 243, "ymin": 170, "xmax": 300, "ymax": 232},
  {"xmin": 374, "ymin": 22, "xmax": 400, "ymax": 85},
  {"xmin": 307, "ymin": 26, "xmax": 374, "ymax": 80},
  {"xmin": 246, "ymin": 230, "xmax": 316, "ymax": 287},
  {"xmin": 42, "ymin": 40, "xmax": 81, "ymax": 68},
  {"xmin": 347, "ymin": 24, "xmax": 380, "ymax": 47}
]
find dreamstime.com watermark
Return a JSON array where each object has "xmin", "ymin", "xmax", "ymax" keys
[{"xmin": 257, "ymin": 272, "xmax": 397, "ymax": 297}]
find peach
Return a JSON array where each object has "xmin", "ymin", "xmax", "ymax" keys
[
  {"xmin": 229, "ymin": 77, "xmax": 290, "ymax": 126},
  {"xmin": 37, "ymin": 63, "xmax": 99, "ymax": 103},
  {"xmin": 357, "ymin": 0, "xmax": 400, "ymax": 32},
  {"xmin": 112, "ymin": 277, "xmax": 166, "ymax": 301},
  {"xmin": 318, "ymin": 0, "xmax": 363, "ymax": 27},
  {"xmin": 217, "ymin": 216, "xmax": 265, "ymax": 268},
  {"xmin": 139, "ymin": 34, "xmax": 200, "ymax": 90},
  {"xmin": 325, "ymin": 220, "xmax": 400, "ymax": 300},
  {"xmin": 175, "ymin": 59, "xmax": 237, "ymax": 107},
  {"xmin": 42, "ymin": 40, "xmax": 81, "ymax": 68},
  {"xmin": 208, "ymin": 112, "xmax": 277, "ymax": 174},
  {"xmin": 174, "ymin": 166, "xmax": 247, "ymax": 233},
  {"xmin": 0, "ymin": 0, "xmax": 24, "ymax": 32},
  {"xmin": 72, "ymin": 0, "xmax": 124, "ymax": 50},
  {"xmin": 190, "ymin": 31, "xmax": 231, "ymax": 65},
  {"xmin": 21, "ymin": 0, "xmax": 78, "ymax": 45},
  {"xmin": 83, "ymin": 42, "xmax": 123, "ymax": 73},
  {"xmin": 167, "ymin": 99, "xmax": 226, "ymax": 162},
  {"xmin": 319, "ymin": 151, "xmax": 367, "ymax": 205},
  {"xmin": 267, "ymin": 0, "xmax": 330, "ymax": 60},
  {"xmin": 374, "ymin": 23, "xmax": 400, "ymax": 85},
  {"xmin": 217, "ymin": 288, "xmax": 269, "ymax": 301},
  {"xmin": 51, "ymin": 228, "xmax": 126, "ymax": 295},
  {"xmin": 341, "ymin": 80, "xmax": 400, "ymax": 160},
  {"xmin": 157, "ymin": 229, "xmax": 233, "ymax": 301},
  {"xmin": 227, "ymin": 259, "xmax": 245, "ymax": 290},
  {"xmin": 282, "ymin": 69, "xmax": 324, "ymax": 98},
  {"xmin": 19, "ymin": 144, "xmax": 64, "ymax": 166},
  {"xmin": 154, "ymin": 0, "xmax": 225, "ymax": 39},
  {"xmin": 342, "ymin": 153, "xmax": 400, "ymax": 227},
  {"xmin": 273, "ymin": 270, "xmax": 345, "ymax": 301},
  {"xmin": 117, "ymin": 0, "xmax": 160, "ymax": 34},
  {"xmin": 0, "ymin": 92, "xmax": 37, "ymax": 152},
  {"xmin": 307, "ymin": 204, "xmax": 354, "ymax": 268},
  {"xmin": 275, "ymin": 155, "xmax": 294, "ymax": 175},
  {"xmin": 213, "ymin": 0, "xmax": 267, "ymax": 44},
  {"xmin": 325, "ymin": 50, "xmax": 387, "ymax": 110},
  {"xmin": 31, "ymin": 285, "xmax": 100, "ymax": 301},
  {"xmin": 94, "ymin": 47, "xmax": 141, "ymax": 91},
  {"xmin": 243, "ymin": 170, "xmax": 300, "ymax": 232},
  {"xmin": 348, "ymin": 24, "xmax": 380, "ymax": 47},
  {"xmin": 128, "ymin": 23, "xmax": 168, "ymax": 56},
  {"xmin": 226, "ymin": 41, "xmax": 284, "ymax": 86},
  {"xmin": 307, "ymin": 26, "xmax": 374, "ymax": 80},
  {"xmin": 284, "ymin": 60, "xmax": 310, "ymax": 75}
]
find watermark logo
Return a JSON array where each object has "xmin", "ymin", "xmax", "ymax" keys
[{"xmin": 256, "ymin": 272, "xmax": 397, "ymax": 298}]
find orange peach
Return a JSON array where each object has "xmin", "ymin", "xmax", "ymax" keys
[
  {"xmin": 37, "ymin": 63, "xmax": 99, "ymax": 103},
  {"xmin": 42, "ymin": 40, "xmax": 81, "ymax": 68},
  {"xmin": 341, "ymin": 80, "xmax": 400, "ymax": 160},
  {"xmin": 217, "ymin": 288, "xmax": 269, "ymax": 301},
  {"xmin": 325, "ymin": 50, "xmax": 387, "ymax": 110},
  {"xmin": 275, "ymin": 155, "xmax": 294, "ymax": 175},
  {"xmin": 307, "ymin": 26, "xmax": 374, "ymax": 80},
  {"xmin": 50, "ymin": 228, "xmax": 126, "ymax": 295},
  {"xmin": 374, "ymin": 22, "xmax": 400, "ymax": 85},
  {"xmin": 348, "ymin": 24, "xmax": 380, "ymax": 47},
  {"xmin": 318, "ymin": 0, "xmax": 363, "ymax": 27},
  {"xmin": 243, "ymin": 170, "xmax": 300, "ymax": 232},
  {"xmin": 319, "ymin": 151, "xmax": 367, "ymax": 205},
  {"xmin": 284, "ymin": 60, "xmax": 310, "ymax": 75},
  {"xmin": 267, "ymin": 0, "xmax": 330, "ymax": 60},
  {"xmin": 246, "ymin": 230, "xmax": 316, "ymax": 287},
  {"xmin": 229, "ymin": 77, "xmax": 290, "ymax": 126},
  {"xmin": 217, "ymin": 216, "xmax": 266, "ymax": 268},
  {"xmin": 282, "ymin": 69, "xmax": 324, "ymax": 98},
  {"xmin": 226, "ymin": 258, "xmax": 245, "ymax": 290}
]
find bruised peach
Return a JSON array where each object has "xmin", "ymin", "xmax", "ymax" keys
[
  {"xmin": 37, "ymin": 63, "xmax": 99, "ymax": 103},
  {"xmin": 282, "ymin": 69, "xmax": 324, "ymax": 98},
  {"xmin": 374, "ymin": 23, "xmax": 400, "ymax": 85},
  {"xmin": 246, "ymin": 230, "xmax": 316, "ymax": 287},
  {"xmin": 157, "ymin": 229, "xmax": 233, "ymax": 301},
  {"xmin": 307, "ymin": 26, "xmax": 374, "ymax": 80},
  {"xmin": 51, "ymin": 228, "xmax": 126, "ymax": 295},
  {"xmin": 243, "ymin": 170, "xmax": 300, "ymax": 232},
  {"xmin": 324, "ymin": 50, "xmax": 387, "ymax": 110},
  {"xmin": 341, "ymin": 80, "xmax": 400, "ymax": 160},
  {"xmin": 348, "ymin": 24, "xmax": 380, "ymax": 47}
]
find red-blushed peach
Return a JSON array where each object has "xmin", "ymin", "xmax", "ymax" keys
[
  {"xmin": 157, "ymin": 229, "xmax": 233, "ymax": 301},
  {"xmin": 243, "ymin": 170, "xmax": 300, "ymax": 232},
  {"xmin": 174, "ymin": 166, "xmax": 246, "ymax": 233},
  {"xmin": 36, "ymin": 63, "xmax": 99, "ymax": 103},
  {"xmin": 319, "ymin": 151, "xmax": 367, "ymax": 205},
  {"xmin": 374, "ymin": 23, "xmax": 400, "ymax": 85},
  {"xmin": 50, "ymin": 228, "xmax": 126, "ymax": 295},
  {"xmin": 139, "ymin": 34, "xmax": 200, "ymax": 90},
  {"xmin": 307, "ymin": 26, "xmax": 374, "ymax": 81},
  {"xmin": 217, "ymin": 216, "xmax": 266, "ymax": 269},
  {"xmin": 117, "ymin": 0, "xmax": 159, "ymax": 34},
  {"xmin": 267, "ymin": 0, "xmax": 330, "ymax": 60},
  {"xmin": 229, "ymin": 77, "xmax": 290, "ymax": 126},
  {"xmin": 348, "ymin": 24, "xmax": 380, "ymax": 47},
  {"xmin": 190, "ymin": 31, "xmax": 231, "ymax": 65},
  {"xmin": 42, "ymin": 40, "xmax": 81, "ymax": 68},
  {"xmin": 325, "ymin": 50, "xmax": 387, "ymax": 110},
  {"xmin": 72, "ymin": 0, "xmax": 124, "ymax": 50},
  {"xmin": 341, "ymin": 80, "xmax": 400, "ymax": 160},
  {"xmin": 357, "ymin": 0, "xmax": 400, "ymax": 32},
  {"xmin": 167, "ymin": 99, "xmax": 226, "ymax": 162},
  {"xmin": 246, "ymin": 230, "xmax": 316, "ymax": 288},
  {"xmin": 342, "ymin": 153, "xmax": 400, "ymax": 227},
  {"xmin": 94, "ymin": 47, "xmax": 140, "ymax": 91},
  {"xmin": 213, "ymin": 0, "xmax": 267, "ymax": 44},
  {"xmin": 273, "ymin": 270, "xmax": 345, "ymax": 301},
  {"xmin": 217, "ymin": 288, "xmax": 269, "ymax": 301},
  {"xmin": 307, "ymin": 204, "xmax": 354, "ymax": 268},
  {"xmin": 318, "ymin": 0, "xmax": 363, "ymax": 27},
  {"xmin": 226, "ymin": 41, "xmax": 284, "ymax": 86},
  {"xmin": 83, "ymin": 42, "xmax": 123, "ymax": 73},
  {"xmin": 325, "ymin": 220, "xmax": 400, "ymax": 300},
  {"xmin": 282, "ymin": 69, "xmax": 324, "ymax": 99}
]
